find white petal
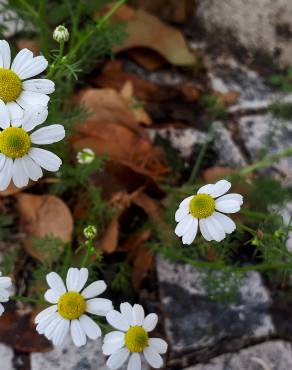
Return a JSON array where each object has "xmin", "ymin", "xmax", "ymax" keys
[
  {"xmin": 102, "ymin": 341, "xmax": 125, "ymax": 355},
  {"xmin": 66, "ymin": 267, "xmax": 80, "ymax": 291},
  {"xmin": 205, "ymin": 215, "xmax": 225, "ymax": 242},
  {"xmin": 28, "ymin": 148, "xmax": 62, "ymax": 172},
  {"xmin": 82, "ymin": 280, "xmax": 106, "ymax": 299},
  {"xmin": 0, "ymin": 276, "xmax": 12, "ymax": 289},
  {"xmin": 11, "ymin": 49, "xmax": 33, "ymax": 75},
  {"xmin": 0, "ymin": 100, "xmax": 10, "ymax": 129},
  {"xmin": 209, "ymin": 179, "xmax": 231, "ymax": 198},
  {"xmin": 86, "ymin": 298, "xmax": 113, "ymax": 316},
  {"xmin": 199, "ymin": 219, "xmax": 212, "ymax": 241},
  {"xmin": 216, "ymin": 193, "xmax": 243, "ymax": 205},
  {"xmin": 35, "ymin": 305, "xmax": 57, "ymax": 324},
  {"xmin": 75, "ymin": 268, "xmax": 89, "ymax": 292},
  {"xmin": 36, "ymin": 312, "xmax": 59, "ymax": 334},
  {"xmin": 143, "ymin": 346, "xmax": 163, "ymax": 368},
  {"xmin": 197, "ymin": 184, "xmax": 214, "ymax": 194},
  {"xmin": 179, "ymin": 195, "xmax": 193, "ymax": 208},
  {"xmin": 0, "ymin": 40, "xmax": 11, "ymax": 68},
  {"xmin": 30, "ymin": 124, "xmax": 65, "ymax": 145},
  {"xmin": 6, "ymin": 102, "xmax": 23, "ymax": 125},
  {"xmin": 106, "ymin": 348, "xmax": 129, "ymax": 370},
  {"xmin": 182, "ymin": 218, "xmax": 198, "ymax": 245},
  {"xmin": 0, "ymin": 154, "xmax": 6, "ymax": 172},
  {"xmin": 12, "ymin": 159, "xmax": 29, "ymax": 188},
  {"xmin": 16, "ymin": 56, "xmax": 48, "ymax": 80},
  {"xmin": 46, "ymin": 272, "xmax": 66, "ymax": 295},
  {"xmin": 17, "ymin": 90, "xmax": 50, "ymax": 108},
  {"xmin": 215, "ymin": 199, "xmax": 241, "ymax": 213},
  {"xmin": 71, "ymin": 319, "xmax": 87, "ymax": 347},
  {"xmin": 104, "ymin": 331, "xmax": 125, "ymax": 345},
  {"xmin": 44, "ymin": 289, "xmax": 60, "ymax": 304},
  {"xmin": 21, "ymin": 155, "xmax": 43, "ymax": 181},
  {"xmin": 22, "ymin": 79, "xmax": 55, "ymax": 94},
  {"xmin": 175, "ymin": 214, "xmax": 194, "ymax": 237},
  {"xmin": 127, "ymin": 353, "xmax": 141, "ymax": 370},
  {"xmin": 143, "ymin": 313, "xmax": 158, "ymax": 332},
  {"xmin": 106, "ymin": 310, "xmax": 130, "ymax": 331},
  {"xmin": 131, "ymin": 304, "xmax": 145, "ymax": 326},
  {"xmin": 0, "ymin": 158, "xmax": 13, "ymax": 191},
  {"xmin": 175, "ymin": 206, "xmax": 189, "ymax": 222},
  {"xmin": 52, "ymin": 318, "xmax": 70, "ymax": 346},
  {"xmin": 44, "ymin": 315, "xmax": 63, "ymax": 340},
  {"xmin": 212, "ymin": 212, "xmax": 236, "ymax": 234},
  {"xmin": 21, "ymin": 106, "xmax": 48, "ymax": 132},
  {"xmin": 79, "ymin": 314, "xmax": 101, "ymax": 339},
  {"xmin": 120, "ymin": 302, "xmax": 133, "ymax": 326},
  {"xmin": 0, "ymin": 303, "xmax": 4, "ymax": 316},
  {"xmin": 149, "ymin": 338, "xmax": 168, "ymax": 354}
]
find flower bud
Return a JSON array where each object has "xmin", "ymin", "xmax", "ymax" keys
[
  {"xmin": 83, "ymin": 225, "xmax": 97, "ymax": 240},
  {"xmin": 77, "ymin": 148, "xmax": 95, "ymax": 164},
  {"xmin": 53, "ymin": 25, "xmax": 70, "ymax": 43}
]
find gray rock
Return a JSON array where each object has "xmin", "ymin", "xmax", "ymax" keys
[
  {"xmin": 184, "ymin": 340, "xmax": 292, "ymax": 370},
  {"xmin": 280, "ymin": 202, "xmax": 292, "ymax": 252},
  {"xmin": 238, "ymin": 113, "xmax": 292, "ymax": 177},
  {"xmin": 31, "ymin": 338, "xmax": 149, "ymax": 370},
  {"xmin": 157, "ymin": 258, "xmax": 274, "ymax": 356},
  {"xmin": 212, "ymin": 122, "xmax": 246, "ymax": 167},
  {"xmin": 0, "ymin": 343, "xmax": 15, "ymax": 370},
  {"xmin": 196, "ymin": 0, "xmax": 292, "ymax": 67}
]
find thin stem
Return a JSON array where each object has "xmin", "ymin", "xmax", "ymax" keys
[
  {"xmin": 11, "ymin": 295, "xmax": 46, "ymax": 305},
  {"xmin": 189, "ymin": 124, "xmax": 213, "ymax": 184}
]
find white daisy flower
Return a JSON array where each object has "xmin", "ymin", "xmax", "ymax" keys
[
  {"xmin": 76, "ymin": 148, "xmax": 95, "ymax": 164},
  {"xmin": 35, "ymin": 267, "xmax": 113, "ymax": 347},
  {"xmin": 0, "ymin": 271, "xmax": 12, "ymax": 316},
  {"xmin": 103, "ymin": 303, "xmax": 168, "ymax": 370},
  {"xmin": 0, "ymin": 40, "xmax": 54, "ymax": 122},
  {"xmin": 175, "ymin": 179, "xmax": 243, "ymax": 244},
  {"xmin": 0, "ymin": 106, "xmax": 65, "ymax": 190}
]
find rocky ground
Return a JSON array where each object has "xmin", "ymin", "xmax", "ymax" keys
[{"xmin": 1, "ymin": 1, "xmax": 292, "ymax": 369}]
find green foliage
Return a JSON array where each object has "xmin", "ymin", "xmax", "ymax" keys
[
  {"xmin": 0, "ymin": 246, "xmax": 19, "ymax": 276},
  {"xmin": 31, "ymin": 235, "xmax": 66, "ymax": 265},
  {"xmin": 200, "ymin": 95, "xmax": 226, "ymax": 120},
  {"xmin": 268, "ymin": 67, "xmax": 292, "ymax": 92},
  {"xmin": 111, "ymin": 262, "xmax": 132, "ymax": 292},
  {"xmin": 0, "ymin": 214, "xmax": 13, "ymax": 241},
  {"xmin": 269, "ymin": 101, "xmax": 292, "ymax": 121}
]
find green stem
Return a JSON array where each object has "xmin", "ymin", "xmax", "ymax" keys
[
  {"xmin": 80, "ymin": 240, "xmax": 93, "ymax": 268},
  {"xmin": 189, "ymin": 124, "xmax": 213, "ymax": 184},
  {"xmin": 10, "ymin": 295, "xmax": 46, "ymax": 305}
]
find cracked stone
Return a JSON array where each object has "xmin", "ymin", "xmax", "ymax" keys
[
  {"xmin": 183, "ymin": 340, "xmax": 292, "ymax": 370},
  {"xmin": 0, "ymin": 343, "xmax": 15, "ymax": 370},
  {"xmin": 31, "ymin": 338, "xmax": 149, "ymax": 370},
  {"xmin": 157, "ymin": 258, "xmax": 274, "ymax": 358}
]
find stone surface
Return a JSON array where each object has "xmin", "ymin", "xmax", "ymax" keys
[
  {"xmin": 157, "ymin": 258, "xmax": 274, "ymax": 356},
  {"xmin": 183, "ymin": 340, "xmax": 292, "ymax": 370},
  {"xmin": 0, "ymin": 343, "xmax": 15, "ymax": 370},
  {"xmin": 238, "ymin": 113, "xmax": 292, "ymax": 177},
  {"xmin": 31, "ymin": 338, "xmax": 149, "ymax": 370},
  {"xmin": 196, "ymin": 0, "xmax": 292, "ymax": 67}
]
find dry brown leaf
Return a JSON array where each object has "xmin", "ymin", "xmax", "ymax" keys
[
  {"xmin": 132, "ymin": 246, "xmax": 154, "ymax": 290},
  {"xmin": 78, "ymin": 87, "xmax": 151, "ymax": 130},
  {"xmin": 94, "ymin": 60, "xmax": 178, "ymax": 101},
  {"xmin": 181, "ymin": 82, "xmax": 200, "ymax": 102},
  {"xmin": 119, "ymin": 229, "xmax": 151, "ymax": 252},
  {"xmin": 111, "ymin": 6, "xmax": 196, "ymax": 66},
  {"xmin": 16, "ymin": 193, "xmax": 73, "ymax": 261},
  {"xmin": 0, "ymin": 305, "xmax": 52, "ymax": 352},
  {"xmin": 126, "ymin": 48, "xmax": 167, "ymax": 70},
  {"xmin": 16, "ymin": 39, "xmax": 40, "ymax": 55},
  {"xmin": 214, "ymin": 90, "xmax": 240, "ymax": 106},
  {"xmin": 71, "ymin": 120, "xmax": 168, "ymax": 180}
]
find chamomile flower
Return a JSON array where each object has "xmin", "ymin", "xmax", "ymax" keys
[
  {"xmin": 35, "ymin": 267, "xmax": 113, "ymax": 347},
  {"xmin": 103, "ymin": 303, "xmax": 168, "ymax": 370},
  {"xmin": 0, "ymin": 40, "xmax": 54, "ymax": 122},
  {"xmin": 0, "ymin": 106, "xmax": 65, "ymax": 190},
  {"xmin": 0, "ymin": 271, "xmax": 12, "ymax": 316},
  {"xmin": 175, "ymin": 179, "xmax": 243, "ymax": 244}
]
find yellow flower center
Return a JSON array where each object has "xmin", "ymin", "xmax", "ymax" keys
[
  {"xmin": 125, "ymin": 326, "xmax": 149, "ymax": 353},
  {"xmin": 189, "ymin": 193, "xmax": 215, "ymax": 219},
  {"xmin": 57, "ymin": 291, "xmax": 86, "ymax": 320},
  {"xmin": 0, "ymin": 68, "xmax": 22, "ymax": 103},
  {"xmin": 0, "ymin": 127, "xmax": 31, "ymax": 158}
]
